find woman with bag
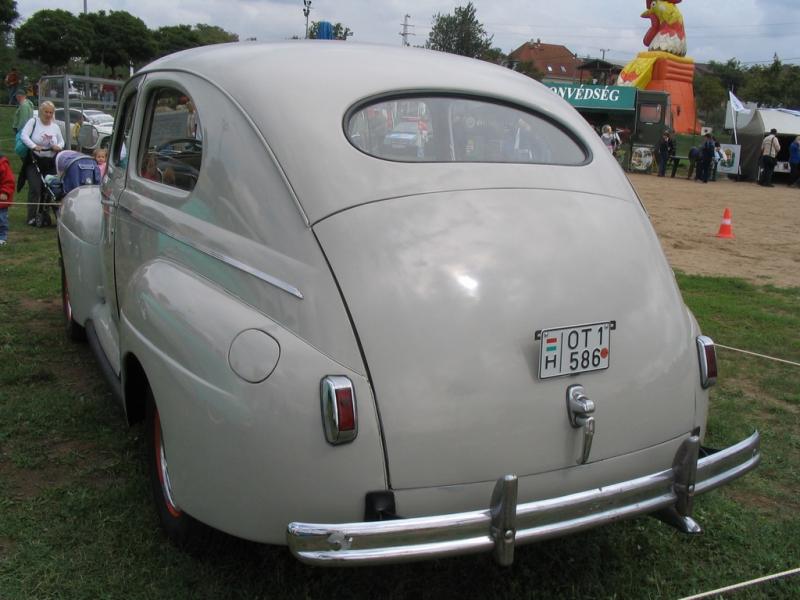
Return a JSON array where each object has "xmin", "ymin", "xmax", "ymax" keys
[{"xmin": 17, "ymin": 100, "xmax": 63, "ymax": 225}]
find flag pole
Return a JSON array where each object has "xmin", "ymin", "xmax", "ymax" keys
[{"xmin": 728, "ymin": 90, "xmax": 743, "ymax": 180}]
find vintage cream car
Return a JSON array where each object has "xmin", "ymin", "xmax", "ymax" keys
[{"xmin": 57, "ymin": 43, "xmax": 759, "ymax": 566}]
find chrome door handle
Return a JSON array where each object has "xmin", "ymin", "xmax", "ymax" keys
[{"xmin": 567, "ymin": 385, "xmax": 596, "ymax": 464}]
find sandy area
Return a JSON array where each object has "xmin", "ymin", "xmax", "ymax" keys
[{"xmin": 629, "ymin": 173, "xmax": 800, "ymax": 288}]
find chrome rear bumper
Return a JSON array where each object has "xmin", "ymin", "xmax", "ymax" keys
[{"xmin": 287, "ymin": 431, "xmax": 760, "ymax": 566}]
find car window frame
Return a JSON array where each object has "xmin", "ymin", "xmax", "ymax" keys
[{"xmin": 110, "ymin": 87, "xmax": 139, "ymax": 169}]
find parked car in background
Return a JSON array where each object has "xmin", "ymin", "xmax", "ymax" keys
[
  {"xmin": 56, "ymin": 42, "xmax": 760, "ymax": 567},
  {"xmin": 382, "ymin": 121, "xmax": 425, "ymax": 157}
]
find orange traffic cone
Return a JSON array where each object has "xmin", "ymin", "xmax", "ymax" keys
[{"xmin": 716, "ymin": 208, "xmax": 735, "ymax": 239}]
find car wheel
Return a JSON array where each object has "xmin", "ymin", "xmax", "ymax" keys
[
  {"xmin": 146, "ymin": 387, "xmax": 204, "ymax": 547},
  {"xmin": 60, "ymin": 254, "xmax": 86, "ymax": 342}
]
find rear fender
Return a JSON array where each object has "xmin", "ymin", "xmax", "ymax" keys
[
  {"xmin": 57, "ymin": 186, "xmax": 104, "ymax": 327},
  {"xmin": 118, "ymin": 259, "xmax": 386, "ymax": 542}
]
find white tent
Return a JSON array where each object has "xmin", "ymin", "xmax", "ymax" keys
[{"xmin": 737, "ymin": 108, "xmax": 800, "ymax": 180}]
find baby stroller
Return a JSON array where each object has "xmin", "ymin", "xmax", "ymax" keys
[
  {"xmin": 43, "ymin": 151, "xmax": 102, "ymax": 222},
  {"xmin": 29, "ymin": 152, "xmax": 61, "ymax": 228}
]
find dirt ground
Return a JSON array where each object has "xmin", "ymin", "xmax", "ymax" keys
[{"xmin": 629, "ymin": 173, "xmax": 800, "ymax": 288}]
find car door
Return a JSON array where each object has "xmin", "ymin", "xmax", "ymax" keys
[{"xmin": 100, "ymin": 75, "xmax": 143, "ymax": 321}]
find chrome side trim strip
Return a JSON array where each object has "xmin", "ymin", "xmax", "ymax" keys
[
  {"xmin": 287, "ymin": 431, "xmax": 760, "ymax": 566},
  {"xmin": 117, "ymin": 203, "xmax": 303, "ymax": 299}
]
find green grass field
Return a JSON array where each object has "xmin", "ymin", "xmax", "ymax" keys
[{"xmin": 1, "ymin": 107, "xmax": 799, "ymax": 599}]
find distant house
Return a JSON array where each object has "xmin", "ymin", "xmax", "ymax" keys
[
  {"xmin": 575, "ymin": 58, "xmax": 624, "ymax": 86},
  {"xmin": 508, "ymin": 39, "xmax": 581, "ymax": 82}
]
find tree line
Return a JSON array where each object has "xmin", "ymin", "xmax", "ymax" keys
[
  {"xmin": 696, "ymin": 58, "xmax": 800, "ymax": 116},
  {"xmin": 14, "ymin": 8, "xmax": 238, "ymax": 74}
]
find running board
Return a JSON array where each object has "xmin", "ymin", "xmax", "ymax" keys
[{"xmin": 85, "ymin": 320, "xmax": 123, "ymax": 407}]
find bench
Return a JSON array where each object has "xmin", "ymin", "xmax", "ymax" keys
[{"xmin": 667, "ymin": 155, "xmax": 689, "ymax": 178}]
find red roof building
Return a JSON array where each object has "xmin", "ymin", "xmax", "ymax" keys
[{"xmin": 509, "ymin": 39, "xmax": 581, "ymax": 82}]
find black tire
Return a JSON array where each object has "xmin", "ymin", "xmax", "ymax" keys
[
  {"xmin": 59, "ymin": 253, "xmax": 86, "ymax": 342},
  {"xmin": 42, "ymin": 210, "xmax": 52, "ymax": 227},
  {"xmin": 145, "ymin": 386, "xmax": 205, "ymax": 548}
]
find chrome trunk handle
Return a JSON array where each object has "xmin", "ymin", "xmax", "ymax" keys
[{"xmin": 567, "ymin": 384, "xmax": 595, "ymax": 464}]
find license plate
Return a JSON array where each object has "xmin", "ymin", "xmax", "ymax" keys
[{"xmin": 537, "ymin": 321, "xmax": 613, "ymax": 379}]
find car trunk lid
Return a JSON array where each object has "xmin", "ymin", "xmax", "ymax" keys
[{"xmin": 313, "ymin": 188, "xmax": 697, "ymax": 489}]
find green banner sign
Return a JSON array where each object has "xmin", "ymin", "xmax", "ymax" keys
[{"xmin": 547, "ymin": 84, "xmax": 636, "ymax": 111}]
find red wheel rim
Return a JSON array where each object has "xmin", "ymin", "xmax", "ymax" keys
[
  {"xmin": 154, "ymin": 409, "xmax": 182, "ymax": 518},
  {"xmin": 62, "ymin": 271, "xmax": 73, "ymax": 323}
]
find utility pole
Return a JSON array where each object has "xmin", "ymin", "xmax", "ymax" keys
[
  {"xmin": 303, "ymin": 0, "xmax": 312, "ymax": 39},
  {"xmin": 599, "ymin": 48, "xmax": 610, "ymax": 60},
  {"xmin": 399, "ymin": 14, "xmax": 415, "ymax": 47},
  {"xmin": 84, "ymin": 1, "xmax": 89, "ymax": 76}
]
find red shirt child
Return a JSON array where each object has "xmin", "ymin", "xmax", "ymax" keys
[{"xmin": 0, "ymin": 153, "xmax": 17, "ymax": 245}]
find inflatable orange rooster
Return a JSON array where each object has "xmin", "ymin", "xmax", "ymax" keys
[
  {"xmin": 642, "ymin": 0, "xmax": 686, "ymax": 56},
  {"xmin": 617, "ymin": 0, "xmax": 697, "ymax": 133}
]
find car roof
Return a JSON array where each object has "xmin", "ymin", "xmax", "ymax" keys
[{"xmin": 140, "ymin": 43, "xmax": 619, "ymax": 223}]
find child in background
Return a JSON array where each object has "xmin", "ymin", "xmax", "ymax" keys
[
  {"xmin": 0, "ymin": 152, "xmax": 16, "ymax": 246},
  {"xmin": 93, "ymin": 148, "xmax": 108, "ymax": 178}
]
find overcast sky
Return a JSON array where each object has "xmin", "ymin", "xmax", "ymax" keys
[{"xmin": 19, "ymin": 1, "xmax": 800, "ymax": 66}]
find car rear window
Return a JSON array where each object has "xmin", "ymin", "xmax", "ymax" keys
[{"xmin": 347, "ymin": 96, "xmax": 587, "ymax": 164}]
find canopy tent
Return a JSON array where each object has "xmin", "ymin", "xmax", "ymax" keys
[{"xmin": 737, "ymin": 108, "xmax": 800, "ymax": 180}]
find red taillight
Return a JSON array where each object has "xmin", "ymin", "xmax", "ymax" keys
[
  {"xmin": 697, "ymin": 336, "xmax": 717, "ymax": 389},
  {"xmin": 335, "ymin": 388, "xmax": 356, "ymax": 431},
  {"xmin": 321, "ymin": 376, "xmax": 358, "ymax": 444}
]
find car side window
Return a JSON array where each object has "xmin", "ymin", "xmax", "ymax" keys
[
  {"xmin": 112, "ymin": 92, "xmax": 137, "ymax": 168},
  {"xmin": 138, "ymin": 88, "xmax": 202, "ymax": 192}
]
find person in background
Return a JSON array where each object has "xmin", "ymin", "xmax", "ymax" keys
[
  {"xmin": 101, "ymin": 82, "xmax": 116, "ymax": 109},
  {"xmin": 12, "ymin": 89, "xmax": 34, "ymax": 134},
  {"xmin": 186, "ymin": 100, "xmax": 202, "ymax": 140},
  {"xmin": 5, "ymin": 67, "xmax": 19, "ymax": 105},
  {"xmin": 0, "ymin": 151, "xmax": 15, "ymax": 246},
  {"xmin": 70, "ymin": 114, "xmax": 84, "ymax": 149},
  {"xmin": 17, "ymin": 100, "xmax": 64, "ymax": 225},
  {"xmin": 758, "ymin": 128, "xmax": 780, "ymax": 187},
  {"xmin": 697, "ymin": 133, "xmax": 715, "ymax": 183},
  {"xmin": 600, "ymin": 124, "xmax": 619, "ymax": 154},
  {"xmin": 788, "ymin": 135, "xmax": 800, "ymax": 188},
  {"xmin": 93, "ymin": 148, "xmax": 108, "ymax": 178},
  {"xmin": 711, "ymin": 141, "xmax": 724, "ymax": 181},
  {"xmin": 657, "ymin": 130, "xmax": 675, "ymax": 177}
]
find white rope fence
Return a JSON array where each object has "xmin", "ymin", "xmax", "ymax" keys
[
  {"xmin": 679, "ymin": 566, "xmax": 800, "ymax": 599},
  {"xmin": 717, "ymin": 344, "xmax": 800, "ymax": 368},
  {"xmin": 678, "ymin": 344, "xmax": 799, "ymax": 598}
]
